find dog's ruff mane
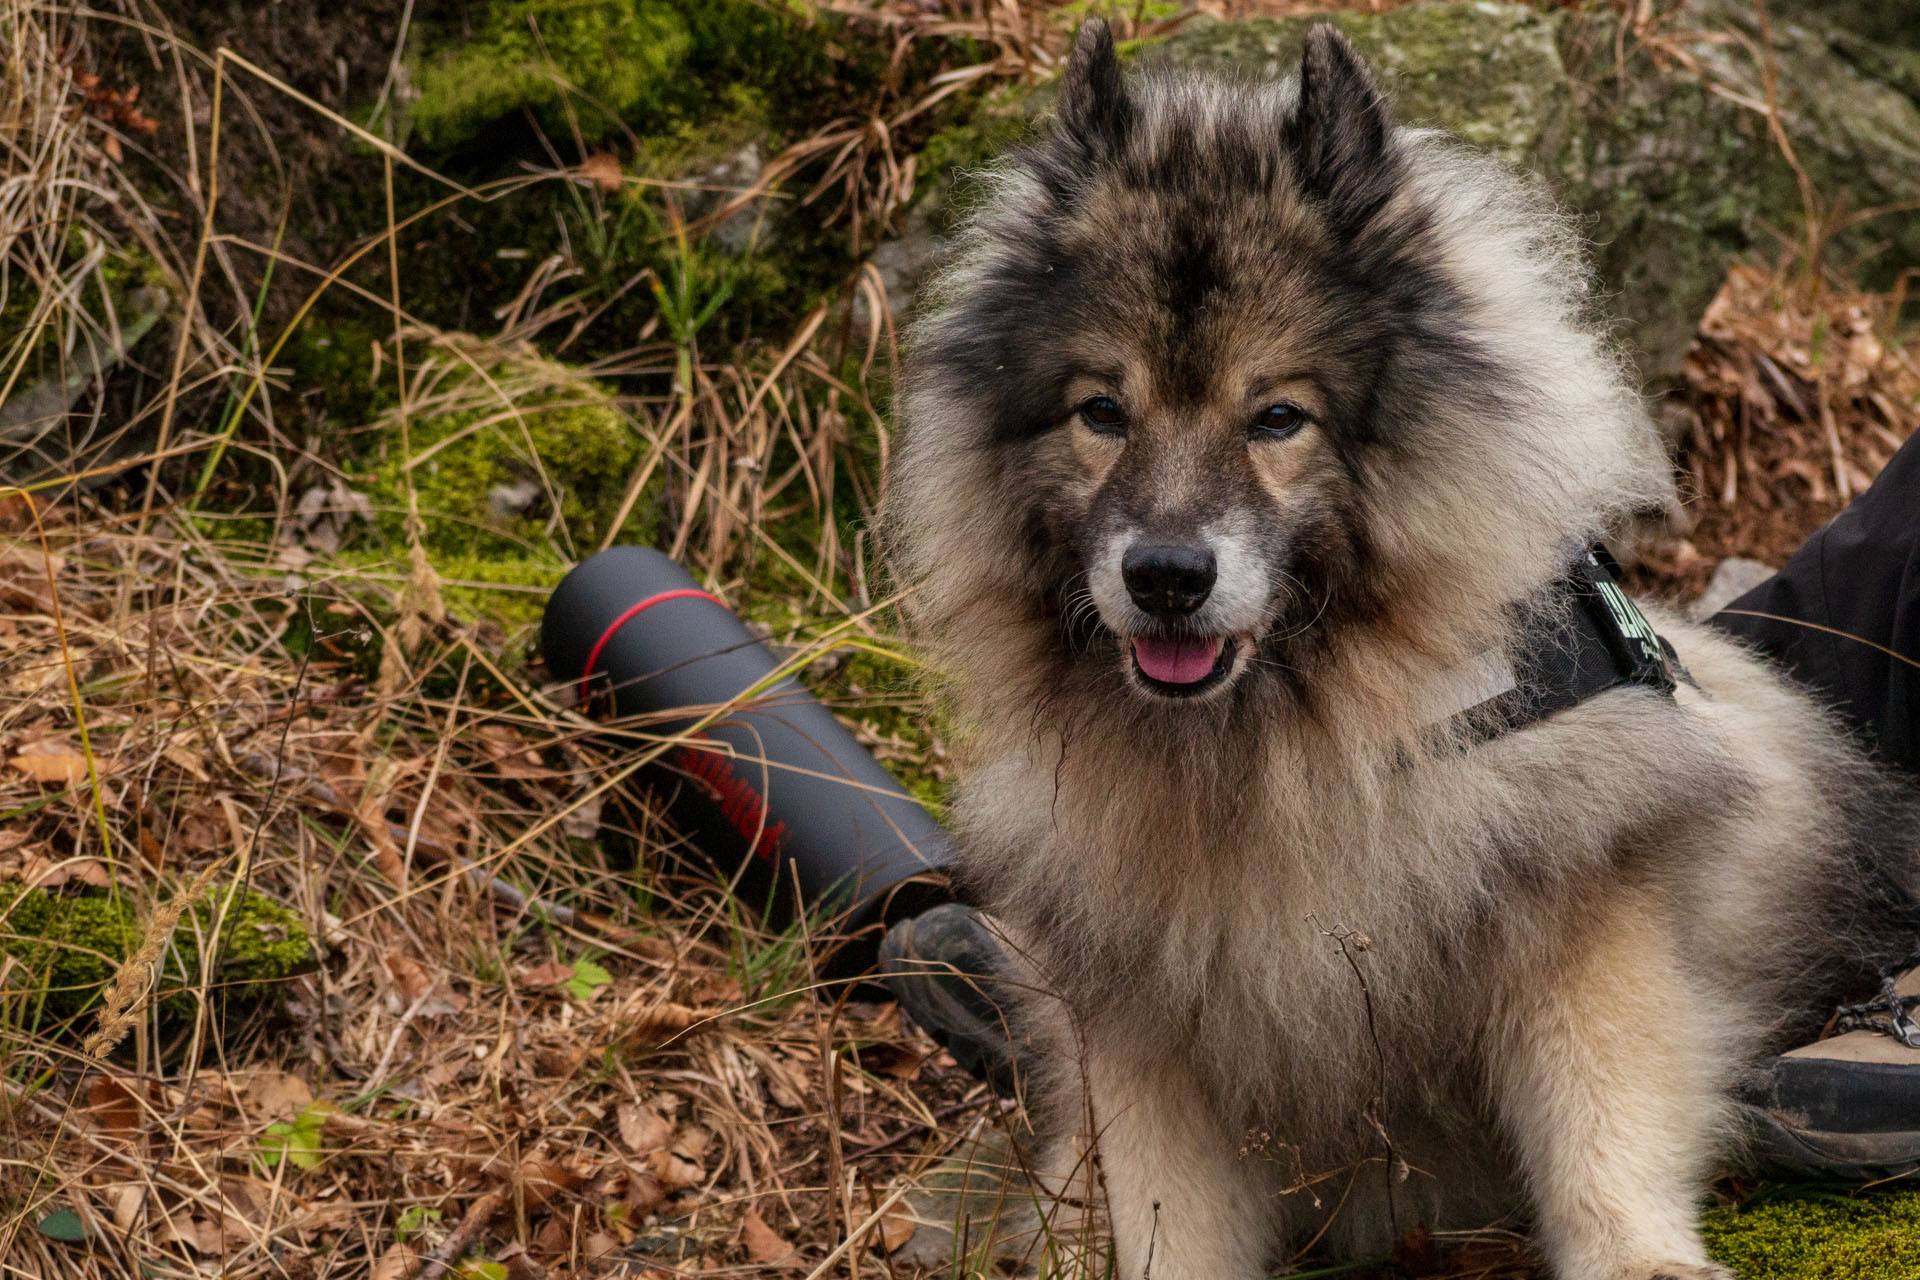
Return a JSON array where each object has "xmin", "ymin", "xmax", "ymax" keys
[{"xmin": 894, "ymin": 36, "xmax": 1674, "ymax": 773}]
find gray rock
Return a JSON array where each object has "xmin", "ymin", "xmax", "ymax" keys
[
  {"xmin": 682, "ymin": 141, "xmax": 779, "ymax": 256},
  {"xmin": 486, "ymin": 478, "xmax": 543, "ymax": 521},
  {"xmin": 895, "ymin": 2, "xmax": 1920, "ymax": 385},
  {"xmin": 887, "ymin": 1124, "xmax": 1046, "ymax": 1271},
  {"xmin": 1690, "ymin": 555, "xmax": 1777, "ymax": 621},
  {"xmin": 0, "ymin": 285, "xmax": 167, "ymax": 485}
]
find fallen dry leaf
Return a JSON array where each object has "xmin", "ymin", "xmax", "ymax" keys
[
  {"xmin": 0, "ymin": 492, "xmax": 41, "ymax": 533},
  {"xmin": 23, "ymin": 854, "xmax": 111, "ymax": 889},
  {"xmin": 521, "ymin": 960, "xmax": 573, "ymax": 988},
  {"xmin": 244, "ymin": 1070, "xmax": 313, "ymax": 1119},
  {"xmin": 383, "ymin": 950, "xmax": 433, "ymax": 1003},
  {"xmin": 647, "ymin": 1148, "xmax": 704, "ymax": 1190},
  {"xmin": 518, "ymin": 1158, "xmax": 584, "ymax": 1211},
  {"xmin": 111, "ymin": 1184, "xmax": 145, "ymax": 1233},
  {"xmin": 369, "ymin": 1243, "xmax": 417, "ymax": 1280},
  {"xmin": 879, "ymin": 1206, "xmax": 916, "ymax": 1253},
  {"xmin": 9, "ymin": 747, "xmax": 102, "ymax": 786},
  {"xmin": 671, "ymin": 1123, "xmax": 712, "ymax": 1161},
  {"xmin": 497, "ymin": 1241, "xmax": 546, "ymax": 1280},
  {"xmin": 177, "ymin": 807, "xmax": 226, "ymax": 853},
  {"xmin": 137, "ymin": 821, "xmax": 166, "ymax": 869},
  {"xmin": 616, "ymin": 1103, "xmax": 672, "ymax": 1155},
  {"xmin": 623, "ymin": 1168, "xmax": 665, "ymax": 1216},
  {"xmin": 84, "ymin": 1075, "xmax": 142, "ymax": 1141},
  {"xmin": 740, "ymin": 1209, "xmax": 793, "ymax": 1265},
  {"xmin": 578, "ymin": 151, "xmax": 622, "ymax": 194}
]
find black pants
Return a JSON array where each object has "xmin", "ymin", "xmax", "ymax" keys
[{"xmin": 1709, "ymin": 429, "xmax": 1920, "ymax": 777}]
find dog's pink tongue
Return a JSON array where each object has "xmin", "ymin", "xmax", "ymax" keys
[{"xmin": 1132, "ymin": 635, "xmax": 1223, "ymax": 684}]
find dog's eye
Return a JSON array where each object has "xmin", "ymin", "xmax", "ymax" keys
[
  {"xmin": 1249, "ymin": 402, "xmax": 1309, "ymax": 440},
  {"xmin": 1077, "ymin": 396, "xmax": 1127, "ymax": 434}
]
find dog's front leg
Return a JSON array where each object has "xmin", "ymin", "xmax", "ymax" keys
[
  {"xmin": 1486, "ymin": 891, "xmax": 1733, "ymax": 1280},
  {"xmin": 1066, "ymin": 1043, "xmax": 1274, "ymax": 1280}
]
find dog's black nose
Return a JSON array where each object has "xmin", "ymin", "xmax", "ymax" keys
[{"xmin": 1122, "ymin": 543, "xmax": 1216, "ymax": 616}]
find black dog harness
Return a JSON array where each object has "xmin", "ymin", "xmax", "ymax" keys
[
  {"xmin": 1436, "ymin": 545, "xmax": 1687, "ymax": 744},
  {"xmin": 1444, "ymin": 552, "xmax": 1920, "ymax": 1049}
]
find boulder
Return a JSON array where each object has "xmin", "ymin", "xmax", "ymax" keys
[{"xmin": 896, "ymin": 1, "xmax": 1920, "ymax": 385}]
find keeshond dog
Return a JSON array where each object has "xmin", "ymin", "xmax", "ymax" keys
[{"xmin": 888, "ymin": 18, "xmax": 1920, "ymax": 1280}]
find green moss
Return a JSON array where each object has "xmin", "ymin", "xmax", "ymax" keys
[
  {"xmin": 0, "ymin": 883, "xmax": 311, "ymax": 1032},
  {"xmin": 1704, "ymin": 1189, "xmax": 1920, "ymax": 1279},
  {"xmin": 359, "ymin": 354, "xmax": 660, "ymax": 562},
  {"xmin": 335, "ymin": 547, "xmax": 566, "ymax": 631},
  {"xmin": 405, "ymin": 0, "xmax": 847, "ymax": 157},
  {"xmin": 408, "ymin": 2, "xmax": 693, "ymax": 151},
  {"xmin": 0, "ymin": 237, "xmax": 168, "ymax": 389}
]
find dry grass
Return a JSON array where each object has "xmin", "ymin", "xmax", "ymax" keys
[
  {"xmin": 0, "ymin": 4, "xmax": 996, "ymax": 1278},
  {"xmin": 1636, "ymin": 261, "xmax": 1920, "ymax": 598}
]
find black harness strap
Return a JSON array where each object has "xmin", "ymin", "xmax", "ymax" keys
[{"xmin": 1455, "ymin": 546, "xmax": 1687, "ymax": 744}]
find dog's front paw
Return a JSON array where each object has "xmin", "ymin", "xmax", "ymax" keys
[{"xmin": 1637, "ymin": 1266, "xmax": 1734, "ymax": 1280}]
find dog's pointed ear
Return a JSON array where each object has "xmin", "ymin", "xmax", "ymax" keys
[
  {"xmin": 1289, "ymin": 25, "xmax": 1397, "ymax": 233},
  {"xmin": 1057, "ymin": 19, "xmax": 1131, "ymax": 155}
]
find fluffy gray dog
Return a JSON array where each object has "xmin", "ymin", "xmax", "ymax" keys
[{"xmin": 889, "ymin": 19, "xmax": 1919, "ymax": 1280}]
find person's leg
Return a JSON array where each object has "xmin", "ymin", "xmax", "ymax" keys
[
  {"xmin": 1709, "ymin": 428, "xmax": 1920, "ymax": 776},
  {"xmin": 1709, "ymin": 427, "xmax": 1920, "ymax": 1179}
]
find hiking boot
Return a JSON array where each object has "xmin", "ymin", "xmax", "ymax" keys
[
  {"xmin": 1740, "ymin": 966, "xmax": 1920, "ymax": 1180},
  {"xmin": 878, "ymin": 902, "xmax": 1019, "ymax": 1096}
]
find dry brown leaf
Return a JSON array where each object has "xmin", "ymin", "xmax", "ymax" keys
[
  {"xmin": 531, "ymin": 1217, "xmax": 571, "ymax": 1258},
  {"xmin": 177, "ymin": 807, "xmax": 226, "ymax": 853},
  {"xmin": 623, "ymin": 1168, "xmax": 665, "ymax": 1216},
  {"xmin": 518, "ymin": 1158, "xmax": 585, "ymax": 1211},
  {"xmin": 245, "ymin": 1070, "xmax": 313, "ymax": 1119},
  {"xmin": 162, "ymin": 743, "xmax": 208, "ymax": 781},
  {"xmin": 24, "ymin": 854, "xmax": 111, "ymax": 889},
  {"xmin": 111, "ymin": 1184, "xmax": 145, "ymax": 1233},
  {"xmin": 138, "ymin": 823, "xmax": 166, "ymax": 869},
  {"xmin": 84, "ymin": 1074, "xmax": 142, "ymax": 1140},
  {"xmin": 582, "ymin": 1231, "xmax": 621, "ymax": 1261},
  {"xmin": 578, "ymin": 152, "xmax": 622, "ymax": 194},
  {"xmin": 9, "ymin": 747, "xmax": 102, "ymax": 786},
  {"xmin": 383, "ymin": 950, "xmax": 433, "ymax": 1003},
  {"xmin": 497, "ymin": 1241, "xmax": 546, "ymax": 1280},
  {"xmin": 616, "ymin": 1103, "xmax": 672, "ymax": 1155},
  {"xmin": 559, "ymin": 794, "xmax": 602, "ymax": 840},
  {"xmin": 646, "ymin": 1148, "xmax": 704, "ymax": 1190},
  {"xmin": 879, "ymin": 1206, "xmax": 917, "ymax": 1253},
  {"xmin": 532, "ymin": 1045, "xmax": 586, "ymax": 1078},
  {"xmin": 740, "ymin": 1209, "xmax": 793, "ymax": 1265},
  {"xmin": 855, "ymin": 1040, "xmax": 924, "ymax": 1081},
  {"xmin": 369, "ymin": 1243, "xmax": 418, "ymax": 1280},
  {"xmin": 671, "ymin": 1123, "xmax": 712, "ymax": 1161},
  {"xmin": 521, "ymin": 960, "xmax": 573, "ymax": 989},
  {"xmin": 0, "ymin": 544, "xmax": 60, "ymax": 612},
  {"xmin": 0, "ymin": 493, "xmax": 41, "ymax": 533}
]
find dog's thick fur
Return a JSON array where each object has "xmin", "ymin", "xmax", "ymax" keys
[{"xmin": 888, "ymin": 20, "xmax": 1920, "ymax": 1280}]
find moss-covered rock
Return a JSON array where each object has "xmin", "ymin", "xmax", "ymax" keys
[
  {"xmin": 407, "ymin": 2, "xmax": 693, "ymax": 151},
  {"xmin": 1150, "ymin": 4, "xmax": 1576, "ymax": 176},
  {"xmin": 0, "ymin": 882, "xmax": 312, "ymax": 1031},
  {"xmin": 1567, "ymin": 0, "xmax": 1920, "ymax": 383},
  {"xmin": 359, "ymin": 347, "xmax": 660, "ymax": 562},
  {"xmin": 898, "ymin": 1, "xmax": 1920, "ymax": 384},
  {"xmin": 1704, "ymin": 1188, "xmax": 1920, "ymax": 1279}
]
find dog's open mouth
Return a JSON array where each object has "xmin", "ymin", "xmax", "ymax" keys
[{"xmin": 1129, "ymin": 634, "xmax": 1237, "ymax": 697}]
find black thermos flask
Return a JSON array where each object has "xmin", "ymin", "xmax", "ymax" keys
[{"xmin": 541, "ymin": 548, "xmax": 954, "ymax": 967}]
